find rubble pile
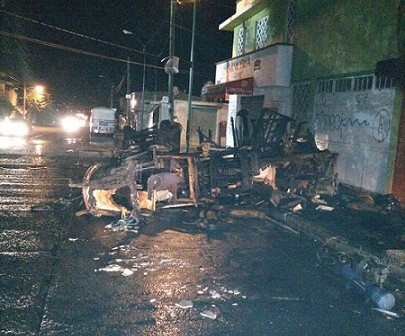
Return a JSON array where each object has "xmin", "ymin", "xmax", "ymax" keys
[{"xmin": 69, "ymin": 109, "xmax": 402, "ymax": 233}]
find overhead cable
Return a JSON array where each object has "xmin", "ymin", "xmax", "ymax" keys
[
  {"xmin": 0, "ymin": 9, "xmax": 157, "ymax": 57},
  {"xmin": 0, "ymin": 30, "xmax": 165, "ymax": 70}
]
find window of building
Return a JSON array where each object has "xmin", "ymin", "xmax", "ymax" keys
[
  {"xmin": 255, "ymin": 16, "xmax": 269, "ymax": 50},
  {"xmin": 237, "ymin": 25, "xmax": 247, "ymax": 56},
  {"xmin": 317, "ymin": 74, "xmax": 395, "ymax": 94}
]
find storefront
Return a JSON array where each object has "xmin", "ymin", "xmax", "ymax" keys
[{"xmin": 202, "ymin": 43, "xmax": 294, "ymax": 148}]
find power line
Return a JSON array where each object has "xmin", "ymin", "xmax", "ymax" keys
[
  {"xmin": 0, "ymin": 30, "xmax": 166, "ymax": 71},
  {"xmin": 0, "ymin": 8, "xmax": 221, "ymax": 85},
  {"xmin": 0, "ymin": 30, "xmax": 216, "ymax": 80},
  {"xmin": 0, "ymin": 9, "xmax": 158, "ymax": 58}
]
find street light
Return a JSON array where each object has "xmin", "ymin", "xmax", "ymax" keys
[
  {"xmin": 23, "ymin": 84, "xmax": 46, "ymax": 119},
  {"xmin": 34, "ymin": 85, "xmax": 44, "ymax": 95}
]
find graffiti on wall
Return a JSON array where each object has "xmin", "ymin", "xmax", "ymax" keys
[
  {"xmin": 314, "ymin": 92, "xmax": 392, "ymax": 144},
  {"xmin": 313, "ymin": 88, "xmax": 395, "ymax": 193},
  {"xmin": 315, "ymin": 110, "xmax": 369, "ymax": 139},
  {"xmin": 372, "ymin": 109, "xmax": 391, "ymax": 142}
]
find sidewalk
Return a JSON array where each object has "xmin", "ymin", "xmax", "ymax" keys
[{"xmin": 265, "ymin": 205, "xmax": 405, "ymax": 310}]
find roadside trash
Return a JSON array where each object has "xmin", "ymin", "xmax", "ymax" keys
[
  {"xmin": 368, "ymin": 287, "xmax": 395, "ymax": 310},
  {"xmin": 316, "ymin": 205, "xmax": 334, "ymax": 211},
  {"xmin": 161, "ymin": 203, "xmax": 194, "ymax": 209},
  {"xmin": 281, "ymin": 197, "xmax": 306, "ymax": 211},
  {"xmin": 374, "ymin": 194, "xmax": 401, "ymax": 211},
  {"xmin": 107, "ymin": 216, "xmax": 141, "ymax": 232},
  {"xmin": 175, "ymin": 300, "xmax": 193, "ymax": 309},
  {"xmin": 200, "ymin": 309, "xmax": 217, "ymax": 320},
  {"xmin": 197, "ymin": 286, "xmax": 208, "ymax": 295},
  {"xmin": 97, "ymin": 264, "xmax": 122, "ymax": 272},
  {"xmin": 97, "ymin": 264, "xmax": 136, "ymax": 277},
  {"xmin": 229, "ymin": 209, "xmax": 266, "ymax": 219},
  {"xmin": 108, "ymin": 219, "xmax": 126, "ymax": 232},
  {"xmin": 122, "ymin": 268, "xmax": 134, "ymax": 277},
  {"xmin": 371, "ymin": 307, "xmax": 400, "ymax": 318},
  {"xmin": 312, "ymin": 195, "xmax": 328, "ymax": 204},
  {"xmin": 270, "ymin": 296, "xmax": 300, "ymax": 301},
  {"xmin": 342, "ymin": 263, "xmax": 395, "ymax": 310},
  {"xmin": 209, "ymin": 290, "xmax": 221, "ymax": 299},
  {"xmin": 292, "ymin": 203, "xmax": 303, "ymax": 212}
]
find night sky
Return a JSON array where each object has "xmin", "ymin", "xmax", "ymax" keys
[{"xmin": 0, "ymin": 0, "xmax": 234, "ymax": 109}]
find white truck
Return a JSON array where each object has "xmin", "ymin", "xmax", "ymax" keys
[{"xmin": 89, "ymin": 107, "xmax": 117, "ymax": 135}]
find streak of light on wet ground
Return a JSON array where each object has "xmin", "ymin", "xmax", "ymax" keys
[
  {"xmin": 39, "ymin": 210, "xmax": 405, "ymax": 335},
  {"xmin": 0, "ymin": 152, "xmax": 85, "ymax": 335}
]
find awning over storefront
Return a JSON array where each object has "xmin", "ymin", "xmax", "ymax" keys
[{"xmin": 202, "ymin": 77, "xmax": 254, "ymax": 101}]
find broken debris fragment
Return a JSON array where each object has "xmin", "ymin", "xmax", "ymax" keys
[
  {"xmin": 106, "ymin": 216, "xmax": 141, "ymax": 233},
  {"xmin": 175, "ymin": 300, "xmax": 193, "ymax": 309},
  {"xmin": 342, "ymin": 263, "xmax": 395, "ymax": 310},
  {"xmin": 316, "ymin": 205, "xmax": 334, "ymax": 211},
  {"xmin": 122, "ymin": 268, "xmax": 134, "ymax": 277},
  {"xmin": 371, "ymin": 307, "xmax": 400, "ymax": 318},
  {"xmin": 200, "ymin": 310, "xmax": 217, "ymax": 320},
  {"xmin": 97, "ymin": 264, "xmax": 122, "ymax": 273}
]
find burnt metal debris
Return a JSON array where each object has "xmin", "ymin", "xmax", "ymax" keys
[
  {"xmin": 70, "ymin": 121, "xmax": 198, "ymax": 218},
  {"xmin": 70, "ymin": 108, "xmax": 399, "ymax": 220}
]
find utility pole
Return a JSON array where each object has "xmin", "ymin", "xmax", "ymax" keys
[
  {"xmin": 126, "ymin": 56, "xmax": 130, "ymax": 126},
  {"xmin": 122, "ymin": 29, "xmax": 148, "ymax": 130},
  {"xmin": 140, "ymin": 48, "xmax": 146, "ymax": 129},
  {"xmin": 185, "ymin": 0, "xmax": 197, "ymax": 151},
  {"xmin": 23, "ymin": 82, "xmax": 26, "ymax": 118},
  {"xmin": 168, "ymin": 0, "xmax": 176, "ymax": 122},
  {"xmin": 110, "ymin": 84, "xmax": 114, "ymax": 108}
]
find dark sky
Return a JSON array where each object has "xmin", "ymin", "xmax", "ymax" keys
[{"xmin": 0, "ymin": 0, "xmax": 235, "ymax": 108}]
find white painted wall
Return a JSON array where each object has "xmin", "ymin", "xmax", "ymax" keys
[
  {"xmin": 313, "ymin": 88, "xmax": 397, "ymax": 193},
  {"xmin": 214, "ymin": 44, "xmax": 293, "ymax": 86},
  {"xmin": 226, "ymin": 95, "xmax": 239, "ymax": 147},
  {"xmin": 175, "ymin": 100, "xmax": 228, "ymax": 151}
]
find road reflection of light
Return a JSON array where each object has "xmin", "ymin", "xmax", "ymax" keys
[
  {"xmin": 65, "ymin": 138, "xmax": 78, "ymax": 144},
  {"xmin": 31, "ymin": 139, "xmax": 45, "ymax": 156},
  {"xmin": 144, "ymin": 230, "xmax": 208, "ymax": 335},
  {"xmin": 0, "ymin": 136, "xmax": 26, "ymax": 149},
  {"xmin": 32, "ymin": 139, "xmax": 45, "ymax": 145},
  {"xmin": 31, "ymin": 155, "xmax": 47, "ymax": 166},
  {"xmin": 34, "ymin": 144, "xmax": 43, "ymax": 156}
]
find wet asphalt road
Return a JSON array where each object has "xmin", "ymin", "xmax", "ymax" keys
[{"xmin": 0, "ymin": 128, "xmax": 404, "ymax": 335}]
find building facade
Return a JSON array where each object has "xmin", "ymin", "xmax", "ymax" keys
[
  {"xmin": 204, "ymin": 0, "xmax": 404, "ymax": 201},
  {"xmin": 0, "ymin": 72, "xmax": 19, "ymax": 117}
]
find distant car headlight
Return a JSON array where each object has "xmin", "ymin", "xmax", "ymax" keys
[
  {"xmin": 61, "ymin": 116, "xmax": 85, "ymax": 133},
  {"xmin": 0, "ymin": 118, "xmax": 30, "ymax": 137}
]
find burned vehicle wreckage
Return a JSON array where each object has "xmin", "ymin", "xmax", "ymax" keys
[{"xmin": 71, "ymin": 109, "xmax": 338, "ymax": 222}]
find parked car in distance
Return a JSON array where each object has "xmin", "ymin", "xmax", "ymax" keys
[
  {"xmin": 89, "ymin": 107, "xmax": 117, "ymax": 135},
  {"xmin": 0, "ymin": 116, "xmax": 31, "ymax": 137},
  {"xmin": 60, "ymin": 113, "xmax": 88, "ymax": 134}
]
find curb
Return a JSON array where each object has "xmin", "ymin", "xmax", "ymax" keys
[{"xmin": 266, "ymin": 210, "xmax": 405, "ymax": 282}]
